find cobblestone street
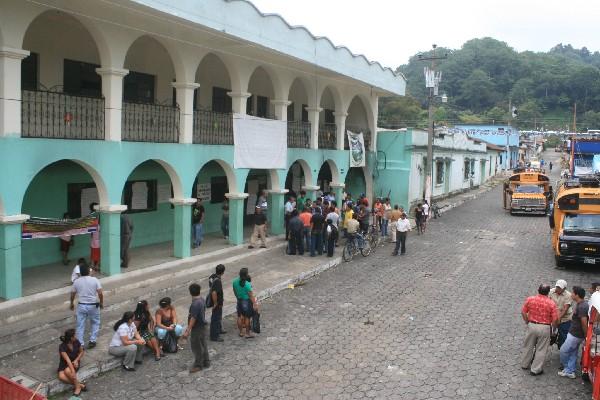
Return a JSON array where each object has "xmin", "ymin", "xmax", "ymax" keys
[{"xmin": 54, "ymin": 177, "xmax": 600, "ymax": 400}]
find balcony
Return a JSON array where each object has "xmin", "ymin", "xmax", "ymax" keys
[
  {"xmin": 318, "ymin": 123, "xmax": 337, "ymax": 149},
  {"xmin": 345, "ymin": 125, "xmax": 371, "ymax": 151},
  {"xmin": 21, "ymin": 90, "xmax": 105, "ymax": 140},
  {"xmin": 122, "ymin": 101, "xmax": 179, "ymax": 143},
  {"xmin": 193, "ymin": 108, "xmax": 233, "ymax": 145},
  {"xmin": 287, "ymin": 120, "xmax": 311, "ymax": 148}
]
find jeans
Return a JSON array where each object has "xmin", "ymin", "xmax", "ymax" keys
[
  {"xmin": 288, "ymin": 230, "xmax": 304, "ymax": 255},
  {"xmin": 557, "ymin": 321, "xmax": 571, "ymax": 349},
  {"xmin": 221, "ymin": 215, "xmax": 229, "ymax": 238},
  {"xmin": 302, "ymin": 227, "xmax": 311, "ymax": 251},
  {"xmin": 76, "ymin": 303, "xmax": 100, "ymax": 344},
  {"xmin": 560, "ymin": 333, "xmax": 584, "ymax": 374},
  {"xmin": 156, "ymin": 324, "xmax": 183, "ymax": 340},
  {"xmin": 381, "ymin": 219, "xmax": 389, "ymax": 237},
  {"xmin": 192, "ymin": 223, "xmax": 203, "ymax": 247},
  {"xmin": 210, "ymin": 306, "xmax": 223, "ymax": 340},
  {"xmin": 393, "ymin": 232, "xmax": 407, "ymax": 255},
  {"xmin": 190, "ymin": 325, "xmax": 210, "ymax": 368},
  {"xmin": 310, "ymin": 232, "xmax": 323, "ymax": 256}
]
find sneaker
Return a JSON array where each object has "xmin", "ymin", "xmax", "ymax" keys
[
  {"xmin": 248, "ymin": 245, "xmax": 255, "ymax": 249},
  {"xmin": 558, "ymin": 370, "xmax": 576, "ymax": 379},
  {"xmin": 87, "ymin": 341, "xmax": 96, "ymax": 349}
]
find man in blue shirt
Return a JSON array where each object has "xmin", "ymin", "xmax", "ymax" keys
[{"xmin": 183, "ymin": 283, "xmax": 209, "ymax": 373}]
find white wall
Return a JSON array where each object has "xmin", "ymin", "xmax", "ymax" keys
[
  {"xmin": 288, "ymin": 79, "xmax": 308, "ymax": 121},
  {"xmin": 195, "ymin": 53, "xmax": 232, "ymax": 110}
]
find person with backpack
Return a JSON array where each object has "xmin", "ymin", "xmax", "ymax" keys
[
  {"xmin": 207, "ymin": 264, "xmax": 226, "ymax": 342},
  {"xmin": 325, "ymin": 218, "xmax": 338, "ymax": 257}
]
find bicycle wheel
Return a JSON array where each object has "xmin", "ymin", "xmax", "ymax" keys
[
  {"xmin": 369, "ymin": 232, "xmax": 379, "ymax": 251},
  {"xmin": 342, "ymin": 243, "xmax": 354, "ymax": 262},
  {"xmin": 360, "ymin": 241, "xmax": 371, "ymax": 257}
]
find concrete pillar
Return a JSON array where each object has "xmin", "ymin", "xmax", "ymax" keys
[
  {"xmin": 172, "ymin": 82, "xmax": 200, "ymax": 144},
  {"xmin": 171, "ymin": 198, "xmax": 196, "ymax": 258},
  {"xmin": 96, "ymin": 205, "xmax": 127, "ymax": 276},
  {"xmin": 330, "ymin": 183, "xmax": 345, "ymax": 206},
  {"xmin": 334, "ymin": 112, "xmax": 348, "ymax": 151},
  {"xmin": 227, "ymin": 92, "xmax": 251, "ymax": 115},
  {"xmin": 0, "ymin": 47, "xmax": 29, "ymax": 138},
  {"xmin": 302, "ymin": 185, "xmax": 321, "ymax": 201},
  {"xmin": 96, "ymin": 68, "xmax": 129, "ymax": 141},
  {"xmin": 305, "ymin": 107, "xmax": 322, "ymax": 149},
  {"xmin": 0, "ymin": 214, "xmax": 29, "ymax": 299},
  {"xmin": 272, "ymin": 99, "xmax": 291, "ymax": 121},
  {"xmin": 225, "ymin": 193, "xmax": 249, "ymax": 245},
  {"xmin": 267, "ymin": 189, "xmax": 287, "ymax": 235}
]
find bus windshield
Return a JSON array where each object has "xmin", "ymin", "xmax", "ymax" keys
[
  {"xmin": 515, "ymin": 185, "xmax": 543, "ymax": 194},
  {"xmin": 563, "ymin": 214, "xmax": 600, "ymax": 232}
]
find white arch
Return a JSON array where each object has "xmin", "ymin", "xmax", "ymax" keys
[
  {"xmin": 323, "ymin": 159, "xmax": 341, "ymax": 185},
  {"xmin": 318, "ymin": 85, "xmax": 343, "ymax": 112},
  {"xmin": 247, "ymin": 65, "xmax": 283, "ymax": 100},
  {"xmin": 288, "ymin": 159, "xmax": 314, "ymax": 187},
  {"xmin": 197, "ymin": 159, "xmax": 238, "ymax": 194},
  {"xmin": 123, "ymin": 159, "xmax": 184, "ymax": 200},
  {"xmin": 123, "ymin": 35, "xmax": 181, "ymax": 84},
  {"xmin": 287, "ymin": 76, "xmax": 317, "ymax": 108}
]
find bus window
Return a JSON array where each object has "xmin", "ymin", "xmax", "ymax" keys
[
  {"xmin": 563, "ymin": 214, "xmax": 600, "ymax": 232},
  {"xmin": 515, "ymin": 185, "xmax": 543, "ymax": 194}
]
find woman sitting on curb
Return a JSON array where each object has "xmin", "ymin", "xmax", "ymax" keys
[
  {"xmin": 57, "ymin": 328, "xmax": 86, "ymax": 396},
  {"xmin": 134, "ymin": 300, "xmax": 162, "ymax": 361},
  {"xmin": 155, "ymin": 297, "xmax": 183, "ymax": 348},
  {"xmin": 108, "ymin": 311, "xmax": 145, "ymax": 371}
]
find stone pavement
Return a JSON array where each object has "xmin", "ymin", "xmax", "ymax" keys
[{"xmin": 49, "ymin": 153, "xmax": 600, "ymax": 400}]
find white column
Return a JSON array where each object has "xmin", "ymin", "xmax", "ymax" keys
[
  {"xmin": 0, "ymin": 47, "xmax": 30, "ymax": 138},
  {"xmin": 172, "ymin": 82, "xmax": 200, "ymax": 144},
  {"xmin": 96, "ymin": 68, "xmax": 128, "ymax": 142},
  {"xmin": 334, "ymin": 111, "xmax": 348, "ymax": 151},
  {"xmin": 305, "ymin": 107, "xmax": 322, "ymax": 150},
  {"xmin": 227, "ymin": 92, "xmax": 251, "ymax": 115},
  {"xmin": 271, "ymin": 99, "xmax": 291, "ymax": 121}
]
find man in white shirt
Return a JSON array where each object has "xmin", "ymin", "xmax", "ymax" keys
[
  {"xmin": 70, "ymin": 264, "xmax": 103, "ymax": 349},
  {"xmin": 70, "ymin": 257, "xmax": 87, "ymax": 283},
  {"xmin": 422, "ymin": 201, "xmax": 430, "ymax": 231},
  {"xmin": 284, "ymin": 196, "xmax": 296, "ymax": 240},
  {"xmin": 392, "ymin": 213, "xmax": 411, "ymax": 256}
]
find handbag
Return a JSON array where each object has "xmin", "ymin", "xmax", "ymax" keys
[
  {"xmin": 251, "ymin": 311, "xmax": 261, "ymax": 334},
  {"xmin": 162, "ymin": 330, "xmax": 178, "ymax": 353}
]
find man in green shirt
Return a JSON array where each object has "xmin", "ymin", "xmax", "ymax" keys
[{"xmin": 296, "ymin": 190, "xmax": 307, "ymax": 212}]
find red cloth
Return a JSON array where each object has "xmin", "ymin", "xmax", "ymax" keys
[
  {"xmin": 522, "ymin": 294, "xmax": 558, "ymax": 324},
  {"xmin": 299, "ymin": 212, "xmax": 312, "ymax": 227},
  {"xmin": 90, "ymin": 247, "xmax": 101, "ymax": 263}
]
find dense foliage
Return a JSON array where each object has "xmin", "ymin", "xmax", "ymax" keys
[{"xmin": 379, "ymin": 38, "xmax": 600, "ymax": 131}]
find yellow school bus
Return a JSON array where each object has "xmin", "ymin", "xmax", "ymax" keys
[
  {"xmin": 503, "ymin": 168, "xmax": 552, "ymax": 215},
  {"xmin": 550, "ymin": 176, "xmax": 600, "ymax": 268}
]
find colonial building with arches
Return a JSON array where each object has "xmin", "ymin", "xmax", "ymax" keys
[{"xmin": 0, "ymin": 0, "xmax": 405, "ymax": 299}]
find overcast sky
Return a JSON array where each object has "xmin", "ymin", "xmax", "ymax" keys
[{"xmin": 249, "ymin": 0, "xmax": 600, "ymax": 69}]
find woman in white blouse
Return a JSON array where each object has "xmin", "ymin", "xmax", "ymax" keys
[{"xmin": 108, "ymin": 311, "xmax": 145, "ymax": 371}]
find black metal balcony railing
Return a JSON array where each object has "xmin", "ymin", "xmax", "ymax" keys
[
  {"xmin": 287, "ymin": 120, "xmax": 311, "ymax": 148},
  {"xmin": 345, "ymin": 125, "xmax": 371, "ymax": 151},
  {"xmin": 193, "ymin": 108, "xmax": 234, "ymax": 145},
  {"xmin": 122, "ymin": 101, "xmax": 179, "ymax": 143},
  {"xmin": 318, "ymin": 123, "xmax": 337, "ymax": 149},
  {"xmin": 21, "ymin": 90, "xmax": 105, "ymax": 140}
]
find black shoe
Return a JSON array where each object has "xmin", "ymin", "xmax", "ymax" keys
[
  {"xmin": 248, "ymin": 245, "xmax": 255, "ymax": 249},
  {"xmin": 391, "ymin": 253, "xmax": 398, "ymax": 256},
  {"xmin": 260, "ymin": 245, "xmax": 267, "ymax": 248},
  {"xmin": 220, "ymin": 330, "xmax": 227, "ymax": 334},
  {"xmin": 135, "ymin": 360, "xmax": 142, "ymax": 365},
  {"xmin": 204, "ymin": 361, "xmax": 211, "ymax": 368},
  {"xmin": 210, "ymin": 337, "xmax": 224, "ymax": 342},
  {"xmin": 122, "ymin": 365, "xmax": 136, "ymax": 372},
  {"xmin": 87, "ymin": 341, "xmax": 96, "ymax": 349}
]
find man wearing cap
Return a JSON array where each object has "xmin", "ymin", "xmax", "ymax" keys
[
  {"xmin": 521, "ymin": 284, "xmax": 559, "ymax": 375},
  {"xmin": 248, "ymin": 206, "xmax": 267, "ymax": 249},
  {"xmin": 549, "ymin": 279, "xmax": 572, "ymax": 349}
]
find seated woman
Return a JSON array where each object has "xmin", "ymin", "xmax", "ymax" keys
[
  {"xmin": 57, "ymin": 328, "xmax": 86, "ymax": 396},
  {"xmin": 108, "ymin": 311, "xmax": 145, "ymax": 371},
  {"xmin": 134, "ymin": 300, "xmax": 162, "ymax": 361},
  {"xmin": 233, "ymin": 268, "xmax": 259, "ymax": 339},
  {"xmin": 155, "ymin": 297, "xmax": 183, "ymax": 343}
]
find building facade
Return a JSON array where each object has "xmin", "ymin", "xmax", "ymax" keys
[
  {"xmin": 455, "ymin": 124, "xmax": 520, "ymax": 169},
  {"xmin": 0, "ymin": 0, "xmax": 405, "ymax": 298}
]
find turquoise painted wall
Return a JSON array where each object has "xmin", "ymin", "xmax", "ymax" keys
[
  {"xmin": 345, "ymin": 168, "xmax": 366, "ymax": 199},
  {"xmin": 374, "ymin": 130, "xmax": 412, "ymax": 208}
]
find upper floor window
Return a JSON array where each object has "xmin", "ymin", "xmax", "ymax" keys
[
  {"xmin": 63, "ymin": 59, "xmax": 101, "ymax": 97},
  {"xmin": 124, "ymin": 71, "xmax": 155, "ymax": 103},
  {"xmin": 257, "ymin": 96, "xmax": 268, "ymax": 118},
  {"xmin": 212, "ymin": 87, "xmax": 232, "ymax": 113},
  {"xmin": 302, "ymin": 104, "xmax": 308, "ymax": 122},
  {"xmin": 287, "ymin": 103, "xmax": 295, "ymax": 121},
  {"xmin": 21, "ymin": 52, "xmax": 39, "ymax": 91},
  {"xmin": 324, "ymin": 109, "xmax": 335, "ymax": 124}
]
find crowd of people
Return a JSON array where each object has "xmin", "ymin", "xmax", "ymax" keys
[
  {"xmin": 64, "ymin": 262, "xmax": 258, "ymax": 397},
  {"xmin": 521, "ymin": 279, "xmax": 599, "ymax": 379}
]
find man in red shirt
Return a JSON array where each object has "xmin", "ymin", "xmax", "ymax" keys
[{"xmin": 520, "ymin": 284, "xmax": 559, "ymax": 375}]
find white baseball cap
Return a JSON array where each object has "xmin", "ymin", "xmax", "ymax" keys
[{"xmin": 555, "ymin": 279, "xmax": 567, "ymax": 289}]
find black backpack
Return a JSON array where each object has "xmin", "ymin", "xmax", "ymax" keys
[{"xmin": 205, "ymin": 274, "xmax": 219, "ymax": 308}]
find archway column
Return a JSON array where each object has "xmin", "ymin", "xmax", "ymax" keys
[
  {"xmin": 225, "ymin": 193, "xmax": 249, "ymax": 245},
  {"xmin": 334, "ymin": 112, "xmax": 348, "ymax": 151},
  {"xmin": 301, "ymin": 185, "xmax": 321, "ymax": 201},
  {"xmin": 267, "ymin": 189, "xmax": 288, "ymax": 235},
  {"xmin": 95, "ymin": 204, "xmax": 127, "ymax": 276},
  {"xmin": 0, "ymin": 47, "xmax": 29, "ymax": 138},
  {"xmin": 329, "ymin": 183, "xmax": 345, "ymax": 206},
  {"xmin": 96, "ymin": 68, "xmax": 129, "ymax": 141},
  {"xmin": 305, "ymin": 107, "xmax": 322, "ymax": 149},
  {"xmin": 172, "ymin": 82, "xmax": 200, "ymax": 144},
  {"xmin": 170, "ymin": 198, "xmax": 196, "ymax": 258},
  {"xmin": 227, "ymin": 92, "xmax": 251, "ymax": 115},
  {"xmin": 271, "ymin": 99, "xmax": 291, "ymax": 121},
  {"xmin": 0, "ymin": 214, "xmax": 29, "ymax": 299}
]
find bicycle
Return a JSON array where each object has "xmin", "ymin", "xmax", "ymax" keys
[
  {"xmin": 342, "ymin": 233, "xmax": 371, "ymax": 262},
  {"xmin": 364, "ymin": 224, "xmax": 380, "ymax": 252},
  {"xmin": 431, "ymin": 203, "xmax": 442, "ymax": 219}
]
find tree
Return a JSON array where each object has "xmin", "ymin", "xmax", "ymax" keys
[
  {"xmin": 457, "ymin": 69, "xmax": 498, "ymax": 112},
  {"xmin": 485, "ymin": 106, "xmax": 508, "ymax": 124},
  {"xmin": 515, "ymin": 100, "xmax": 542, "ymax": 129},
  {"xmin": 378, "ymin": 96, "xmax": 425, "ymax": 128}
]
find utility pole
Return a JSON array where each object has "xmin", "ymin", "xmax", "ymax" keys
[
  {"xmin": 418, "ymin": 45, "xmax": 447, "ymax": 204},
  {"xmin": 573, "ymin": 102, "xmax": 577, "ymax": 133}
]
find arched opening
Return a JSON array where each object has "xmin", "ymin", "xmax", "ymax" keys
[
  {"xmin": 285, "ymin": 160, "xmax": 311, "ymax": 198},
  {"xmin": 319, "ymin": 87, "xmax": 337, "ymax": 149},
  {"xmin": 345, "ymin": 96, "xmax": 372, "ymax": 151},
  {"xmin": 193, "ymin": 53, "xmax": 234, "ymax": 144},
  {"xmin": 344, "ymin": 167, "xmax": 367, "ymax": 202},
  {"xmin": 317, "ymin": 162, "xmax": 333, "ymax": 194},
  {"xmin": 190, "ymin": 160, "xmax": 235, "ymax": 248},
  {"xmin": 122, "ymin": 36, "xmax": 178, "ymax": 142},
  {"xmin": 20, "ymin": 160, "xmax": 107, "ymax": 294},
  {"xmin": 243, "ymin": 169, "xmax": 277, "ymax": 229},
  {"xmin": 21, "ymin": 11, "xmax": 104, "ymax": 139},
  {"xmin": 287, "ymin": 78, "xmax": 311, "ymax": 148},
  {"xmin": 247, "ymin": 67, "xmax": 275, "ymax": 118},
  {"xmin": 119, "ymin": 160, "xmax": 178, "ymax": 266}
]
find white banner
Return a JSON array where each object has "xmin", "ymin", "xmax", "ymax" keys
[
  {"xmin": 233, "ymin": 113, "xmax": 287, "ymax": 169},
  {"xmin": 346, "ymin": 130, "xmax": 366, "ymax": 167}
]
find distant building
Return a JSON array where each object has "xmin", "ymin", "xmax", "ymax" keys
[{"xmin": 454, "ymin": 125, "xmax": 520, "ymax": 169}]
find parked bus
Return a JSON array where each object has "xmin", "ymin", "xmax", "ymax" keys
[
  {"xmin": 503, "ymin": 168, "xmax": 552, "ymax": 215},
  {"xmin": 549, "ymin": 175, "xmax": 600, "ymax": 268}
]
